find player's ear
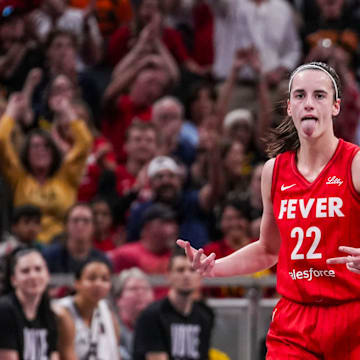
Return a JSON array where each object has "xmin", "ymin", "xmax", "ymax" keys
[
  {"xmin": 332, "ymin": 98, "xmax": 341, "ymax": 117},
  {"xmin": 287, "ymin": 99, "xmax": 292, "ymax": 117}
]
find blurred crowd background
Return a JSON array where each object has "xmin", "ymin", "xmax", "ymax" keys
[{"xmin": 0, "ymin": 0, "xmax": 360, "ymax": 358}]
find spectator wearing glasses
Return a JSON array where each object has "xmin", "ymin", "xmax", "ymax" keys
[
  {"xmin": 0, "ymin": 93, "xmax": 92, "ymax": 244},
  {"xmin": 0, "ymin": 94, "xmax": 92, "ymax": 244},
  {"xmin": 42, "ymin": 202, "xmax": 110, "ymax": 274}
]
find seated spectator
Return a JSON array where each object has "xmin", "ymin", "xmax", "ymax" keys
[
  {"xmin": 127, "ymin": 154, "xmax": 222, "ymax": 247},
  {"xmin": 133, "ymin": 247, "xmax": 214, "ymax": 360},
  {"xmin": 0, "ymin": 205, "xmax": 42, "ymax": 295},
  {"xmin": 57, "ymin": 259, "xmax": 120, "ymax": 359},
  {"xmin": 204, "ymin": 199, "xmax": 253, "ymax": 258},
  {"xmin": 42, "ymin": 202, "xmax": 110, "ymax": 274},
  {"xmin": 114, "ymin": 121, "xmax": 157, "ymax": 197},
  {"xmin": 110, "ymin": 203, "xmax": 178, "ymax": 274},
  {"xmin": 0, "ymin": 249, "xmax": 58, "ymax": 359},
  {"xmin": 204, "ymin": 199, "xmax": 270, "ymax": 297},
  {"xmin": 0, "ymin": 0, "xmax": 43, "ymax": 96},
  {"xmin": 113, "ymin": 267, "xmax": 154, "ymax": 360},
  {"xmin": 69, "ymin": 0, "xmax": 133, "ymax": 37},
  {"xmin": 91, "ymin": 197, "xmax": 122, "ymax": 252},
  {"xmin": 191, "ymin": 129, "xmax": 252, "ymax": 203},
  {"xmin": 96, "ymin": 121, "xmax": 158, "ymax": 225},
  {"xmin": 152, "ymin": 96, "xmax": 196, "ymax": 167},
  {"xmin": 108, "ymin": 0, "xmax": 205, "ymax": 75},
  {"xmin": 0, "ymin": 205, "xmax": 42, "ymax": 259},
  {"xmin": 0, "ymin": 94, "xmax": 92, "ymax": 243},
  {"xmin": 102, "ymin": 65, "xmax": 170, "ymax": 163},
  {"xmin": 30, "ymin": 0, "xmax": 103, "ymax": 67}
]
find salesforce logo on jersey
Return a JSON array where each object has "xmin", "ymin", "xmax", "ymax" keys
[{"xmin": 289, "ymin": 268, "xmax": 336, "ymax": 282}]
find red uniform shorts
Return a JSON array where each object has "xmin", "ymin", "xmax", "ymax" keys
[{"xmin": 266, "ymin": 297, "xmax": 360, "ymax": 359}]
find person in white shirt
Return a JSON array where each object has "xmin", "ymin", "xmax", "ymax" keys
[{"xmin": 57, "ymin": 259, "xmax": 120, "ymax": 360}]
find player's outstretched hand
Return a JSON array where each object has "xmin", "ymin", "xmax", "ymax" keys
[
  {"xmin": 176, "ymin": 239, "xmax": 216, "ymax": 277},
  {"xmin": 326, "ymin": 246, "xmax": 360, "ymax": 274}
]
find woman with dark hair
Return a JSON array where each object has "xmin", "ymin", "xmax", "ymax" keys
[
  {"xmin": 57, "ymin": 259, "xmax": 120, "ymax": 360},
  {"xmin": 0, "ymin": 92, "xmax": 92, "ymax": 244},
  {"xmin": 179, "ymin": 62, "xmax": 360, "ymax": 358},
  {"xmin": 0, "ymin": 249, "xmax": 58, "ymax": 359},
  {"xmin": 91, "ymin": 197, "xmax": 121, "ymax": 252},
  {"xmin": 180, "ymin": 81, "xmax": 217, "ymax": 147}
]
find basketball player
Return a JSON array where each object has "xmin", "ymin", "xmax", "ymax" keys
[{"xmin": 178, "ymin": 62, "xmax": 360, "ymax": 359}]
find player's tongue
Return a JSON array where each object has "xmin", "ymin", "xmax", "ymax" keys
[{"xmin": 301, "ymin": 117, "xmax": 317, "ymax": 136}]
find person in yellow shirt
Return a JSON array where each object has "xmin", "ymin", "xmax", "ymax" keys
[{"xmin": 0, "ymin": 93, "xmax": 92, "ymax": 244}]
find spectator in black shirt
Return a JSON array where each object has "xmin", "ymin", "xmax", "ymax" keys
[
  {"xmin": 0, "ymin": 249, "xmax": 58, "ymax": 359},
  {"xmin": 134, "ymin": 247, "xmax": 214, "ymax": 360}
]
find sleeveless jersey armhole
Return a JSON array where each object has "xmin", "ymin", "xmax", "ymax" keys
[
  {"xmin": 347, "ymin": 147, "xmax": 360, "ymax": 202},
  {"xmin": 271, "ymin": 155, "xmax": 281, "ymax": 202}
]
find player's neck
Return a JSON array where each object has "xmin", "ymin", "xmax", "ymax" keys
[{"xmin": 296, "ymin": 136, "xmax": 339, "ymax": 181}]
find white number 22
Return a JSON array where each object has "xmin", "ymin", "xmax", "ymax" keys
[{"xmin": 290, "ymin": 226, "xmax": 322, "ymax": 260}]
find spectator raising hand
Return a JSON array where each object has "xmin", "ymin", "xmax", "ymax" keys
[{"xmin": 0, "ymin": 90, "xmax": 92, "ymax": 244}]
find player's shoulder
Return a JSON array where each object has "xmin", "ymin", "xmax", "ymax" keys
[{"xmin": 262, "ymin": 158, "xmax": 276, "ymax": 181}]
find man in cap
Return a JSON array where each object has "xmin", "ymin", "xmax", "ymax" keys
[{"xmin": 126, "ymin": 155, "xmax": 221, "ymax": 248}]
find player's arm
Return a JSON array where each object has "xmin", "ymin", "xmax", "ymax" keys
[
  {"xmin": 146, "ymin": 352, "xmax": 169, "ymax": 360},
  {"xmin": 326, "ymin": 151, "xmax": 360, "ymax": 273},
  {"xmin": 178, "ymin": 158, "xmax": 281, "ymax": 277},
  {"xmin": 0, "ymin": 351, "xmax": 18, "ymax": 360}
]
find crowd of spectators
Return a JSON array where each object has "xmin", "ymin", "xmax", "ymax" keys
[{"xmin": 1, "ymin": 0, "xmax": 360, "ymax": 358}]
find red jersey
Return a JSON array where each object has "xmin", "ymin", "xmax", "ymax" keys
[{"xmin": 272, "ymin": 139, "xmax": 360, "ymax": 304}]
